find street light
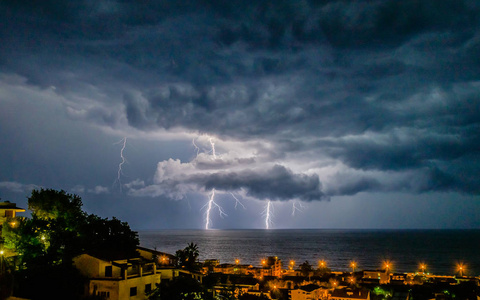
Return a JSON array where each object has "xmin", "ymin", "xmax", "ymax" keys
[
  {"xmin": 350, "ymin": 261, "xmax": 357, "ymax": 273},
  {"xmin": 289, "ymin": 260, "xmax": 295, "ymax": 270},
  {"xmin": 319, "ymin": 260, "xmax": 326, "ymax": 269},
  {"xmin": 457, "ymin": 263, "xmax": 466, "ymax": 277},
  {"xmin": 419, "ymin": 263, "xmax": 427, "ymax": 274},
  {"xmin": 383, "ymin": 261, "xmax": 392, "ymax": 274},
  {"xmin": 235, "ymin": 259, "xmax": 240, "ymax": 265}
]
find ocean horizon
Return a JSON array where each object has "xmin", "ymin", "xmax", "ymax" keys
[{"xmin": 139, "ymin": 228, "xmax": 480, "ymax": 276}]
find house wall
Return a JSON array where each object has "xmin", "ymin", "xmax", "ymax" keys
[
  {"xmin": 290, "ymin": 289, "xmax": 309, "ymax": 300},
  {"xmin": 157, "ymin": 268, "xmax": 179, "ymax": 281},
  {"xmin": 290, "ymin": 289, "xmax": 327, "ymax": 300},
  {"xmin": 73, "ymin": 254, "xmax": 122, "ymax": 278},
  {"xmin": 89, "ymin": 273, "xmax": 160, "ymax": 300}
]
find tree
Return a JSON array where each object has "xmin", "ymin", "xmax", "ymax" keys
[
  {"xmin": 176, "ymin": 242, "xmax": 200, "ymax": 271},
  {"xmin": 2, "ymin": 188, "xmax": 140, "ymax": 299},
  {"xmin": 4, "ymin": 188, "xmax": 139, "ymax": 264},
  {"xmin": 299, "ymin": 260, "xmax": 313, "ymax": 277},
  {"xmin": 147, "ymin": 277, "xmax": 206, "ymax": 300}
]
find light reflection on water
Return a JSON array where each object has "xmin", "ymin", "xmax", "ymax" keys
[{"xmin": 139, "ymin": 229, "xmax": 480, "ymax": 275}]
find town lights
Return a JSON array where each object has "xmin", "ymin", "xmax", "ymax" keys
[
  {"xmin": 350, "ymin": 261, "xmax": 357, "ymax": 273},
  {"xmin": 235, "ymin": 259, "xmax": 240, "ymax": 265},
  {"xmin": 289, "ymin": 260, "xmax": 295, "ymax": 270},
  {"xmin": 261, "ymin": 259, "xmax": 266, "ymax": 266}
]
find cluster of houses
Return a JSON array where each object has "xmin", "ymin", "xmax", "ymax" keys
[{"xmin": 1, "ymin": 201, "xmax": 479, "ymax": 300}]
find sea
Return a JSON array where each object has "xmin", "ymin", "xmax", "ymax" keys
[{"xmin": 138, "ymin": 229, "xmax": 480, "ymax": 276}]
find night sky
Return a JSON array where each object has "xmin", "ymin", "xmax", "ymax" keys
[{"xmin": 1, "ymin": 0, "xmax": 479, "ymax": 230}]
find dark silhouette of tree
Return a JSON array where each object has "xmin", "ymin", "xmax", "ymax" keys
[
  {"xmin": 176, "ymin": 242, "xmax": 200, "ymax": 271},
  {"xmin": 147, "ymin": 276, "xmax": 207, "ymax": 300},
  {"xmin": 299, "ymin": 260, "xmax": 313, "ymax": 277}
]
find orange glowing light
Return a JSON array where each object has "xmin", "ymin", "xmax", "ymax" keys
[
  {"xmin": 457, "ymin": 263, "xmax": 466, "ymax": 276},
  {"xmin": 319, "ymin": 260, "xmax": 326, "ymax": 268},
  {"xmin": 261, "ymin": 259, "xmax": 266, "ymax": 265},
  {"xmin": 350, "ymin": 261, "xmax": 357, "ymax": 272},
  {"xmin": 235, "ymin": 259, "xmax": 240, "ymax": 264},
  {"xmin": 383, "ymin": 261, "xmax": 392, "ymax": 271},
  {"xmin": 419, "ymin": 263, "xmax": 426, "ymax": 272}
]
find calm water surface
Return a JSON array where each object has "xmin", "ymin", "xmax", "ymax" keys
[{"xmin": 139, "ymin": 229, "xmax": 480, "ymax": 276}]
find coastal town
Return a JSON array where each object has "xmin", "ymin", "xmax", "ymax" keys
[{"xmin": 1, "ymin": 197, "xmax": 479, "ymax": 300}]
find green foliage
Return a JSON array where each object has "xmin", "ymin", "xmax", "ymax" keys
[
  {"xmin": 3, "ymin": 188, "xmax": 139, "ymax": 266},
  {"xmin": 28, "ymin": 188, "xmax": 84, "ymax": 221},
  {"xmin": 373, "ymin": 286, "xmax": 392, "ymax": 299},
  {"xmin": 176, "ymin": 242, "xmax": 200, "ymax": 271},
  {"xmin": 2, "ymin": 188, "xmax": 140, "ymax": 299}
]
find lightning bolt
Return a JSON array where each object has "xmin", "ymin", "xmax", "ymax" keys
[
  {"xmin": 192, "ymin": 138, "xmax": 200, "ymax": 158},
  {"xmin": 262, "ymin": 200, "xmax": 273, "ymax": 229},
  {"xmin": 203, "ymin": 189, "xmax": 227, "ymax": 230},
  {"xmin": 230, "ymin": 193, "xmax": 246, "ymax": 210},
  {"xmin": 114, "ymin": 137, "xmax": 127, "ymax": 192},
  {"xmin": 209, "ymin": 137, "xmax": 217, "ymax": 159},
  {"xmin": 292, "ymin": 200, "xmax": 305, "ymax": 216}
]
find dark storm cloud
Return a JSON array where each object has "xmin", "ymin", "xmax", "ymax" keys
[
  {"xmin": 189, "ymin": 165, "xmax": 325, "ymax": 201},
  {"xmin": 2, "ymin": 0, "xmax": 480, "ymax": 198}
]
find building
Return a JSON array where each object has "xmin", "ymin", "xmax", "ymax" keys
[
  {"xmin": 213, "ymin": 263, "xmax": 255, "ymax": 275},
  {"xmin": 0, "ymin": 201, "xmax": 25, "ymax": 254},
  {"xmin": 330, "ymin": 288, "xmax": 370, "ymax": 300},
  {"xmin": 0, "ymin": 201, "xmax": 25, "ymax": 225},
  {"xmin": 289, "ymin": 284, "xmax": 329, "ymax": 300},
  {"xmin": 137, "ymin": 246, "xmax": 176, "ymax": 267},
  {"xmin": 390, "ymin": 273, "xmax": 408, "ymax": 285},
  {"xmin": 257, "ymin": 256, "xmax": 283, "ymax": 278},
  {"xmin": 73, "ymin": 254, "xmax": 160, "ymax": 299},
  {"xmin": 362, "ymin": 270, "xmax": 389, "ymax": 284}
]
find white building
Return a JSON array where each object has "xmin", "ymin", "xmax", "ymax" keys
[{"xmin": 73, "ymin": 254, "xmax": 160, "ymax": 299}]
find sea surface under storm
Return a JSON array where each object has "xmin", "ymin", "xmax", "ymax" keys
[{"xmin": 139, "ymin": 229, "xmax": 480, "ymax": 276}]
